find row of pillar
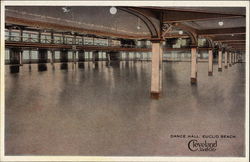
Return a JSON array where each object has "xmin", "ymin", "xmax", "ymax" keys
[
  {"xmin": 196, "ymin": 49, "xmax": 238, "ymax": 79},
  {"xmin": 8, "ymin": 48, "xmax": 117, "ymax": 73},
  {"xmin": 9, "ymin": 48, "xmax": 115, "ymax": 65},
  {"xmin": 223, "ymin": 51, "xmax": 238, "ymax": 69},
  {"xmin": 150, "ymin": 42, "xmax": 240, "ymax": 99},
  {"xmin": 9, "ymin": 48, "xmax": 168, "ymax": 66}
]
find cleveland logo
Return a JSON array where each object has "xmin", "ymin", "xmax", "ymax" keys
[{"xmin": 188, "ymin": 140, "xmax": 217, "ymax": 152}]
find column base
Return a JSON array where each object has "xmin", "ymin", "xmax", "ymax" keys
[
  {"xmin": 225, "ymin": 66, "xmax": 228, "ymax": 69},
  {"xmin": 150, "ymin": 92, "xmax": 160, "ymax": 99},
  {"xmin": 208, "ymin": 72, "xmax": 213, "ymax": 76},
  {"xmin": 229, "ymin": 64, "xmax": 232, "ymax": 67},
  {"xmin": 191, "ymin": 78, "xmax": 197, "ymax": 85},
  {"xmin": 10, "ymin": 65, "xmax": 20, "ymax": 73},
  {"xmin": 218, "ymin": 68, "xmax": 222, "ymax": 72}
]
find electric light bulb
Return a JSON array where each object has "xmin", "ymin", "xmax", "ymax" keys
[
  {"xmin": 179, "ymin": 30, "xmax": 183, "ymax": 35},
  {"xmin": 218, "ymin": 21, "xmax": 224, "ymax": 26},
  {"xmin": 110, "ymin": 7, "xmax": 117, "ymax": 15}
]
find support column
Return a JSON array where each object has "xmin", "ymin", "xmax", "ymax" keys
[
  {"xmin": 51, "ymin": 31, "xmax": 54, "ymax": 44},
  {"xmin": 208, "ymin": 49, "xmax": 213, "ymax": 76},
  {"xmin": 60, "ymin": 49, "xmax": 68, "ymax": 62},
  {"xmin": 38, "ymin": 31, "xmax": 41, "ymax": 43},
  {"xmin": 73, "ymin": 51, "xmax": 76, "ymax": 64},
  {"xmin": 9, "ymin": 48, "xmax": 21, "ymax": 73},
  {"xmin": 93, "ymin": 51, "xmax": 99, "ymax": 62},
  {"xmin": 234, "ymin": 53, "xmax": 236, "ymax": 64},
  {"xmin": 20, "ymin": 29, "xmax": 23, "ymax": 42},
  {"xmin": 234, "ymin": 53, "xmax": 237, "ymax": 64},
  {"xmin": 60, "ymin": 49, "xmax": 68, "ymax": 69},
  {"xmin": 50, "ymin": 50, "xmax": 55, "ymax": 64},
  {"xmin": 229, "ymin": 52, "xmax": 232, "ymax": 67},
  {"xmin": 235, "ymin": 53, "xmax": 237, "ymax": 63},
  {"xmin": 231, "ymin": 53, "xmax": 234, "ymax": 65},
  {"xmin": 8, "ymin": 28, "xmax": 11, "ymax": 41},
  {"xmin": 224, "ymin": 51, "xmax": 228, "ymax": 68},
  {"xmin": 38, "ymin": 49, "xmax": 48, "ymax": 63},
  {"xmin": 159, "ymin": 44, "xmax": 163, "ymax": 92},
  {"xmin": 78, "ymin": 50, "xmax": 85, "ymax": 62},
  {"xmin": 10, "ymin": 48, "xmax": 20, "ymax": 65},
  {"xmin": 126, "ymin": 52, "xmax": 129, "ymax": 61},
  {"xmin": 20, "ymin": 49, "xmax": 23, "ymax": 66},
  {"xmin": 38, "ymin": 49, "xmax": 48, "ymax": 71},
  {"xmin": 29, "ymin": 49, "xmax": 32, "ymax": 71},
  {"xmin": 29, "ymin": 49, "xmax": 32, "ymax": 64},
  {"xmin": 190, "ymin": 46, "xmax": 197, "ymax": 84},
  {"xmin": 78, "ymin": 50, "xmax": 85, "ymax": 68},
  {"xmin": 218, "ymin": 50, "xmax": 222, "ymax": 71},
  {"xmin": 62, "ymin": 33, "xmax": 65, "ymax": 44},
  {"xmin": 102, "ymin": 51, "xmax": 106, "ymax": 61},
  {"xmin": 150, "ymin": 40, "xmax": 163, "ymax": 99},
  {"xmin": 106, "ymin": 52, "xmax": 111, "ymax": 62}
]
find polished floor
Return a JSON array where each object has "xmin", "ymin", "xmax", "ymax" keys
[{"xmin": 5, "ymin": 61, "xmax": 245, "ymax": 156}]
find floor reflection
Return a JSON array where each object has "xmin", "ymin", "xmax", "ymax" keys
[
  {"xmin": 78, "ymin": 62, "xmax": 85, "ymax": 69},
  {"xmin": 9, "ymin": 65, "xmax": 20, "ymax": 73},
  {"xmin": 38, "ymin": 64, "xmax": 47, "ymax": 72},
  {"xmin": 60, "ymin": 63, "xmax": 68, "ymax": 70},
  {"xmin": 4, "ymin": 61, "xmax": 245, "ymax": 156}
]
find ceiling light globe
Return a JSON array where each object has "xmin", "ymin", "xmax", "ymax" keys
[
  {"xmin": 110, "ymin": 7, "xmax": 117, "ymax": 15},
  {"xmin": 218, "ymin": 21, "xmax": 224, "ymax": 26},
  {"xmin": 179, "ymin": 30, "xmax": 183, "ymax": 35}
]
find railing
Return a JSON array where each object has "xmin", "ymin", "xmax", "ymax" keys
[{"xmin": 5, "ymin": 35, "xmax": 151, "ymax": 49}]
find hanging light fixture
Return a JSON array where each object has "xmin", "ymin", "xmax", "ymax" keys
[
  {"xmin": 218, "ymin": 21, "xmax": 224, "ymax": 26},
  {"xmin": 110, "ymin": 6, "xmax": 117, "ymax": 15},
  {"xmin": 178, "ymin": 30, "xmax": 183, "ymax": 35},
  {"xmin": 137, "ymin": 18, "xmax": 141, "ymax": 30}
]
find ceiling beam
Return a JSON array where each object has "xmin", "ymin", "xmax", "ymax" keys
[
  {"xmin": 127, "ymin": 7, "xmax": 160, "ymax": 20},
  {"xmin": 226, "ymin": 42, "xmax": 245, "ymax": 45},
  {"xmin": 213, "ymin": 35, "xmax": 245, "ymax": 41},
  {"xmin": 220, "ymin": 40, "xmax": 246, "ymax": 43},
  {"xmin": 229, "ymin": 44, "xmax": 245, "ymax": 47},
  {"xmin": 198, "ymin": 27, "xmax": 245, "ymax": 36},
  {"xmin": 140, "ymin": 7, "xmax": 246, "ymax": 15},
  {"xmin": 5, "ymin": 16, "xmax": 151, "ymax": 40},
  {"xmin": 164, "ymin": 34, "xmax": 190, "ymax": 38},
  {"xmin": 118, "ymin": 7, "xmax": 160, "ymax": 38},
  {"xmin": 163, "ymin": 10, "xmax": 244, "ymax": 23},
  {"xmin": 220, "ymin": 40, "xmax": 245, "ymax": 43}
]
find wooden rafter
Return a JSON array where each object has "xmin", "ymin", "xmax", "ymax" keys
[
  {"xmin": 162, "ymin": 10, "xmax": 244, "ymax": 23},
  {"xmin": 5, "ymin": 16, "xmax": 151, "ymax": 40},
  {"xmin": 213, "ymin": 35, "xmax": 245, "ymax": 41},
  {"xmin": 198, "ymin": 27, "xmax": 245, "ymax": 36}
]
